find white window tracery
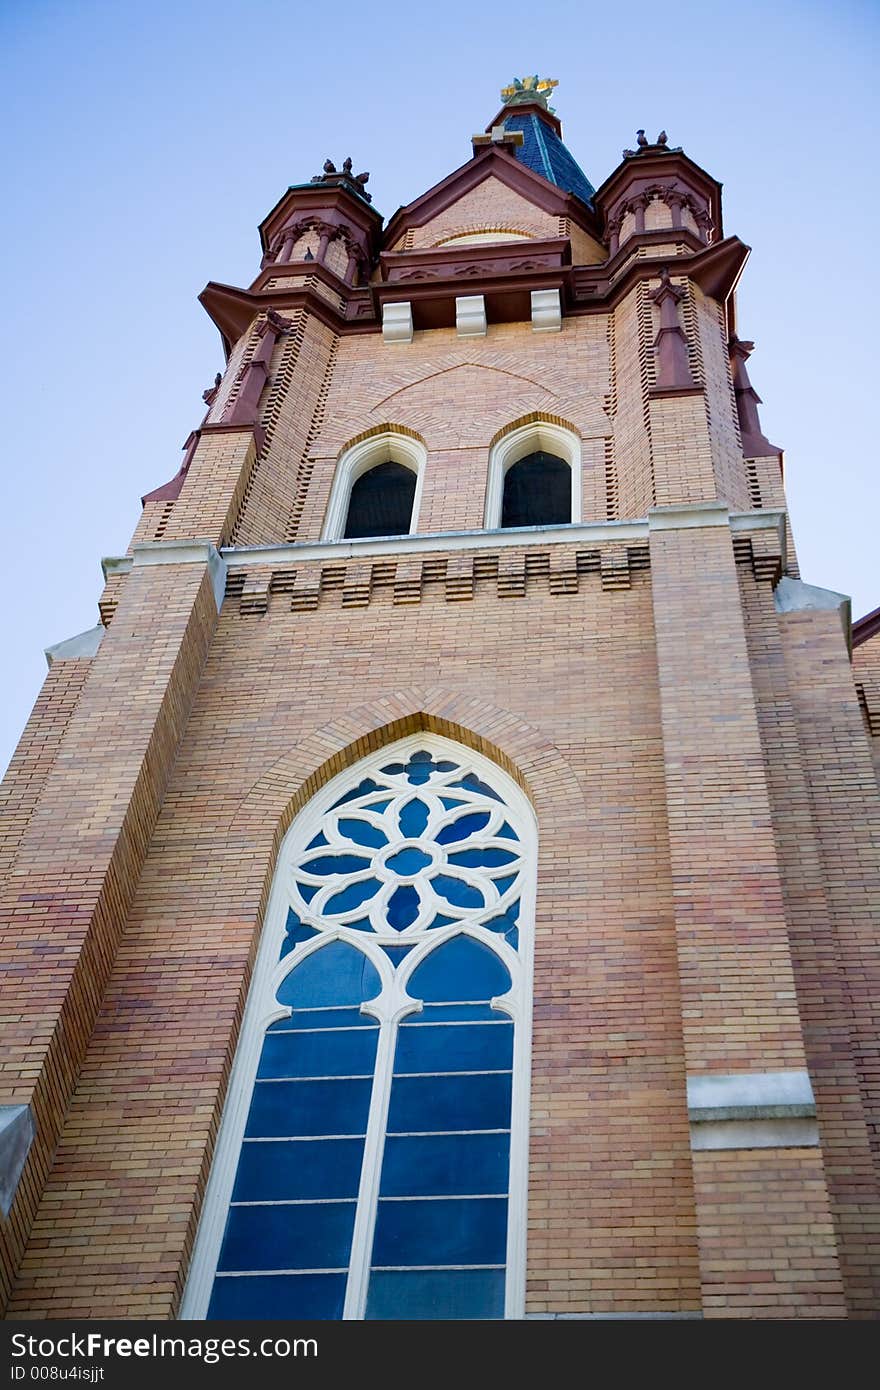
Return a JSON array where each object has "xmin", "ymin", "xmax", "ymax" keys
[{"xmin": 181, "ymin": 734, "xmax": 536, "ymax": 1321}]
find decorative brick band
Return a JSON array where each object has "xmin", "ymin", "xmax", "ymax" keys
[
  {"xmin": 687, "ymin": 1070, "xmax": 819, "ymax": 1151},
  {"xmin": 224, "ymin": 542, "xmax": 652, "ymax": 613}
]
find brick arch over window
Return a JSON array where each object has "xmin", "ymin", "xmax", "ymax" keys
[
  {"xmin": 175, "ymin": 694, "xmax": 586, "ymax": 1317},
  {"xmin": 321, "ymin": 429, "xmax": 428, "ymax": 541},
  {"xmin": 223, "ymin": 694, "xmax": 585, "ymax": 846},
  {"xmin": 485, "ymin": 417, "xmax": 584, "ymax": 529}
]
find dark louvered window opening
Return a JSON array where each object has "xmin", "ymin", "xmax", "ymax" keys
[
  {"xmin": 344, "ymin": 462, "xmax": 417, "ymax": 539},
  {"xmin": 501, "ymin": 452, "xmax": 571, "ymax": 528}
]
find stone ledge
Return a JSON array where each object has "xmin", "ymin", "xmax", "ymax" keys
[
  {"xmin": 648, "ymin": 501, "xmax": 729, "ymax": 531},
  {"xmin": 44, "ymin": 623, "xmax": 104, "ymax": 668},
  {"xmin": 690, "ymin": 1118, "xmax": 819, "ymax": 1151},
  {"xmin": 687, "ymin": 1070, "xmax": 819, "ymax": 1151},
  {"xmin": 687, "ymin": 1068, "xmax": 816, "ymax": 1119},
  {"xmin": 0, "ymin": 1104, "xmax": 35, "ymax": 1218}
]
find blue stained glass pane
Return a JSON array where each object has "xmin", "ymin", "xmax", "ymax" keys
[
  {"xmin": 276, "ymin": 941, "xmax": 381, "ymax": 1009},
  {"xmin": 246, "ymin": 1078, "xmax": 372, "ymax": 1137},
  {"xmin": 483, "ymin": 914, "xmax": 511, "ymax": 935},
  {"xmin": 268, "ymin": 1006, "xmax": 370, "ymax": 1031},
  {"xmin": 381, "ymin": 945, "xmax": 414, "ymax": 964},
  {"xmin": 365, "ymin": 1268, "xmax": 504, "ymax": 1320},
  {"xmin": 371, "ymin": 1197, "xmax": 508, "ymax": 1266},
  {"xmin": 440, "ymin": 797, "xmax": 465, "ymax": 810},
  {"xmin": 408, "ymin": 936, "xmax": 511, "ymax": 1002},
  {"xmin": 398, "ymin": 798, "xmax": 430, "ymax": 837},
  {"xmin": 300, "ymin": 853, "xmax": 371, "ymax": 876},
  {"xmin": 338, "ymin": 818, "xmax": 388, "ymax": 849},
  {"xmin": 387, "ymin": 1072, "xmax": 512, "ymax": 1132},
  {"xmin": 395, "ymin": 1021, "xmax": 513, "ymax": 1074},
  {"xmin": 324, "ymin": 878, "xmax": 382, "ymax": 914},
  {"xmin": 383, "ymin": 751, "xmax": 459, "ymax": 786},
  {"xmin": 331, "ymin": 778, "xmax": 382, "ymax": 809},
  {"xmin": 379, "ymin": 1132, "xmax": 511, "ymax": 1197},
  {"xmin": 450, "ymin": 774, "xmax": 504, "ymax": 802},
  {"xmin": 305, "ymin": 831, "xmax": 328, "ymax": 851},
  {"xmin": 233, "ymin": 1137, "xmax": 365, "ymax": 1201},
  {"xmin": 297, "ymin": 882, "xmax": 319, "ymax": 903},
  {"xmin": 385, "ymin": 847, "xmax": 432, "ymax": 875},
  {"xmin": 387, "ymin": 884, "xmax": 420, "ymax": 930},
  {"xmin": 406, "ymin": 764, "xmax": 432, "ymax": 785},
  {"xmin": 217, "ymin": 1202, "xmax": 356, "ymax": 1272},
  {"xmin": 257, "ymin": 1027, "xmax": 378, "ymax": 1079},
  {"xmin": 447, "ymin": 848, "xmax": 518, "ymax": 868},
  {"xmin": 209, "ymin": 1272, "xmax": 345, "ymax": 1320},
  {"xmin": 281, "ymin": 911, "xmax": 319, "ymax": 959},
  {"xmin": 493, "ymin": 874, "xmax": 517, "ymax": 896},
  {"xmin": 340, "ymin": 917, "xmax": 373, "ymax": 933},
  {"xmin": 436, "ymin": 812, "xmax": 491, "ymax": 844},
  {"xmin": 506, "ymin": 928, "xmax": 518, "ymax": 950},
  {"xmin": 432, "ymin": 875, "xmax": 484, "ymax": 909},
  {"xmin": 425, "ymin": 913, "xmax": 456, "ymax": 931},
  {"xmin": 498, "ymin": 821, "xmax": 519, "ymax": 841},
  {"xmin": 365, "ymin": 798, "xmax": 392, "ymax": 812},
  {"xmin": 406, "ymin": 1002, "xmax": 501, "ymax": 1022}
]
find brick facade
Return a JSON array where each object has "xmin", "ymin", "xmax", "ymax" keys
[{"xmin": 2, "ymin": 101, "xmax": 878, "ymax": 1320}]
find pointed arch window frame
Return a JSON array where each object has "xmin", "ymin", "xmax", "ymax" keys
[
  {"xmin": 322, "ymin": 432, "xmax": 428, "ymax": 542},
  {"xmin": 485, "ymin": 420, "xmax": 582, "ymax": 531},
  {"xmin": 180, "ymin": 733, "xmax": 537, "ymax": 1321}
]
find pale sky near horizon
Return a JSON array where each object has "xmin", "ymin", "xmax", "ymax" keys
[{"xmin": 1, "ymin": 0, "xmax": 877, "ymax": 776}]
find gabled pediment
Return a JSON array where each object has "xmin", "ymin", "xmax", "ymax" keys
[{"xmin": 383, "ymin": 146, "xmax": 601, "ymax": 253}]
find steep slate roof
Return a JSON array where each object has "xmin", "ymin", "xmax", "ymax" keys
[{"xmin": 503, "ymin": 110, "xmax": 596, "ymax": 207}]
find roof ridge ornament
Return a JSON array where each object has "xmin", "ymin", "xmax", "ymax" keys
[
  {"xmin": 623, "ymin": 129, "xmax": 680, "ymax": 159},
  {"xmin": 310, "ymin": 157, "xmax": 372, "ymax": 202},
  {"xmin": 500, "ymin": 75, "xmax": 559, "ymax": 112}
]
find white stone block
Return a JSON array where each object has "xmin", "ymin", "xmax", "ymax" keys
[
  {"xmin": 531, "ymin": 288, "xmax": 562, "ymax": 332},
  {"xmin": 382, "ymin": 302, "xmax": 413, "ymax": 344},
  {"xmin": 455, "ymin": 295, "xmax": 487, "ymax": 337}
]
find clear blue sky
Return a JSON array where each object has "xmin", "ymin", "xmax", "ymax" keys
[{"xmin": 1, "ymin": 0, "xmax": 877, "ymax": 775}]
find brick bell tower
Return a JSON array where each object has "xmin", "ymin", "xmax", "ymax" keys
[{"xmin": 2, "ymin": 77, "xmax": 879, "ymax": 1322}]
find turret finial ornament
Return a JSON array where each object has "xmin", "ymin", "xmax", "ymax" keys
[
  {"xmin": 500, "ymin": 76, "xmax": 559, "ymax": 112},
  {"xmin": 310, "ymin": 158, "xmax": 372, "ymax": 202}
]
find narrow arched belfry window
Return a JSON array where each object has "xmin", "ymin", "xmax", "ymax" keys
[
  {"xmin": 501, "ymin": 451, "xmax": 571, "ymax": 528},
  {"xmin": 181, "ymin": 734, "xmax": 537, "ymax": 1322},
  {"xmin": 343, "ymin": 461, "xmax": 416, "ymax": 539}
]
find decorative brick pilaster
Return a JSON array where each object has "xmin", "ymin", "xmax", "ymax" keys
[
  {"xmin": 648, "ymin": 503, "xmax": 846, "ymax": 1317},
  {"xmin": 0, "ymin": 551, "xmax": 223, "ymax": 1310}
]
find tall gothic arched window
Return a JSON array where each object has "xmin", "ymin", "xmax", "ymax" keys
[{"xmin": 181, "ymin": 735, "xmax": 536, "ymax": 1321}]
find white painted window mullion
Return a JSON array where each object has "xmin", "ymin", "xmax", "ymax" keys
[{"xmin": 342, "ymin": 1011, "xmax": 400, "ymax": 1320}]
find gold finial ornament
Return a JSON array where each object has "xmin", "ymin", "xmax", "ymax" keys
[{"xmin": 500, "ymin": 76, "xmax": 559, "ymax": 111}]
